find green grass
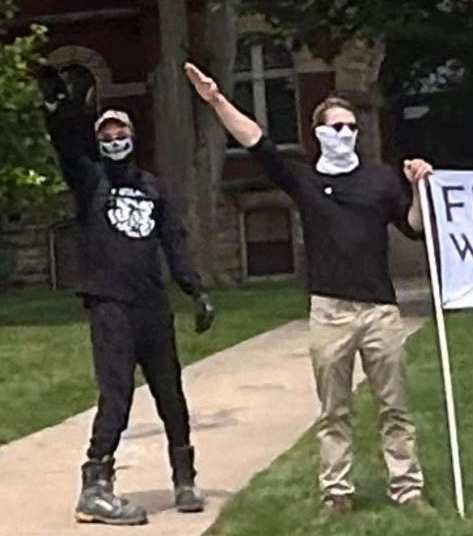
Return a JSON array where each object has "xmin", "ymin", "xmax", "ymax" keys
[
  {"xmin": 0, "ymin": 281, "xmax": 305, "ymax": 445},
  {"xmin": 206, "ymin": 310, "xmax": 473, "ymax": 536}
]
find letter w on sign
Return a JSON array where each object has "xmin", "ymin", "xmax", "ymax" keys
[{"xmin": 429, "ymin": 171, "xmax": 473, "ymax": 309}]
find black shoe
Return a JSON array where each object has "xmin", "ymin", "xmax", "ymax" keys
[
  {"xmin": 169, "ymin": 445, "xmax": 205, "ymax": 513},
  {"xmin": 75, "ymin": 458, "xmax": 148, "ymax": 525},
  {"xmin": 175, "ymin": 484, "xmax": 205, "ymax": 513}
]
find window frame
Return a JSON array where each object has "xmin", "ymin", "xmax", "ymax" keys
[{"xmin": 227, "ymin": 41, "xmax": 303, "ymax": 155}]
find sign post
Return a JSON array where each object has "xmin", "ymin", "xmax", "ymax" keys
[{"xmin": 418, "ymin": 177, "xmax": 465, "ymax": 518}]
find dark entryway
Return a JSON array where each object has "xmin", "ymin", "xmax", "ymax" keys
[{"xmin": 245, "ymin": 207, "xmax": 294, "ymax": 277}]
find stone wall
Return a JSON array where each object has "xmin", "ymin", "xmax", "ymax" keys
[
  {"xmin": 0, "ymin": 219, "xmax": 50, "ymax": 286},
  {"xmin": 214, "ymin": 196, "xmax": 242, "ymax": 285}
]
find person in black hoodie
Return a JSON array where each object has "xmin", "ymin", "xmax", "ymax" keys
[{"xmin": 39, "ymin": 66, "xmax": 214, "ymax": 526}]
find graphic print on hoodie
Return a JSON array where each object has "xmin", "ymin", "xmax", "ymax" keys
[{"xmin": 106, "ymin": 186, "xmax": 156, "ymax": 239}]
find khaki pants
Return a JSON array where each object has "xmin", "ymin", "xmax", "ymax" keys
[{"xmin": 309, "ymin": 295, "xmax": 424, "ymax": 504}]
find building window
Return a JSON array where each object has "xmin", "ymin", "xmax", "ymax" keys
[
  {"xmin": 244, "ymin": 207, "xmax": 294, "ymax": 277},
  {"xmin": 229, "ymin": 37, "xmax": 300, "ymax": 149}
]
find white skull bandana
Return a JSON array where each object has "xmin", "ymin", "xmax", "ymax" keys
[
  {"xmin": 99, "ymin": 137, "xmax": 134, "ymax": 161},
  {"xmin": 106, "ymin": 187, "xmax": 156, "ymax": 239}
]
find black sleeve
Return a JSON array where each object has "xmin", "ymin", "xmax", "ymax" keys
[
  {"xmin": 45, "ymin": 106, "xmax": 101, "ymax": 197},
  {"xmin": 247, "ymin": 136, "xmax": 299, "ymax": 197},
  {"xmin": 387, "ymin": 166, "xmax": 422, "ymax": 240},
  {"xmin": 158, "ymin": 197, "xmax": 204, "ymax": 298}
]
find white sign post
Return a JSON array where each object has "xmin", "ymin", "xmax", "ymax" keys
[{"xmin": 418, "ymin": 177, "xmax": 466, "ymax": 518}]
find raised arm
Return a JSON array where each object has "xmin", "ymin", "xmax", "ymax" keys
[
  {"xmin": 38, "ymin": 66, "xmax": 100, "ymax": 191},
  {"xmin": 184, "ymin": 62, "xmax": 262, "ymax": 147},
  {"xmin": 185, "ymin": 62, "xmax": 298, "ymax": 196}
]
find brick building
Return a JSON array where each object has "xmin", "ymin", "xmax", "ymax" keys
[{"xmin": 2, "ymin": 0, "xmax": 427, "ymax": 287}]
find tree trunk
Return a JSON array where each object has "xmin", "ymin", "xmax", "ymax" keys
[
  {"xmin": 153, "ymin": 0, "xmax": 195, "ymax": 212},
  {"xmin": 153, "ymin": 0, "xmax": 238, "ymax": 286},
  {"xmin": 334, "ymin": 39, "xmax": 386, "ymax": 164},
  {"xmin": 190, "ymin": 0, "xmax": 239, "ymax": 285}
]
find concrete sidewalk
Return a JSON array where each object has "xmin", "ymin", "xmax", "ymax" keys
[{"xmin": 0, "ymin": 317, "xmax": 425, "ymax": 536}]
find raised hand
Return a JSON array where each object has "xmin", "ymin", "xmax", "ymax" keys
[
  {"xmin": 184, "ymin": 61, "xmax": 262, "ymax": 148},
  {"xmin": 37, "ymin": 65, "xmax": 69, "ymax": 114},
  {"xmin": 37, "ymin": 64, "xmax": 97, "ymax": 117},
  {"xmin": 184, "ymin": 62, "xmax": 221, "ymax": 104}
]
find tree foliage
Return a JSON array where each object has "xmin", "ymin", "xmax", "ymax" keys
[
  {"xmin": 240, "ymin": 0, "xmax": 473, "ymax": 85},
  {"xmin": 241, "ymin": 0, "xmax": 473, "ymax": 160},
  {"xmin": 0, "ymin": 0, "xmax": 62, "ymax": 212},
  {"xmin": 240, "ymin": 1, "xmax": 473, "ymax": 167},
  {"xmin": 241, "ymin": 1, "xmax": 473, "ymax": 52}
]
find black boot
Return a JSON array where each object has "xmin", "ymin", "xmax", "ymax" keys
[
  {"xmin": 169, "ymin": 446, "xmax": 205, "ymax": 513},
  {"xmin": 75, "ymin": 457, "xmax": 148, "ymax": 525}
]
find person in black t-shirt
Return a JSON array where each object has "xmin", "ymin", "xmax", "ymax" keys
[
  {"xmin": 185, "ymin": 62, "xmax": 435, "ymax": 515},
  {"xmin": 38, "ymin": 66, "xmax": 215, "ymax": 525}
]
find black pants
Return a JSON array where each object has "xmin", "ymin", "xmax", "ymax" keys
[{"xmin": 86, "ymin": 298, "xmax": 191, "ymax": 460}]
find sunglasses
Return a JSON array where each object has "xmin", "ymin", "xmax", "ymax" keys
[
  {"xmin": 325, "ymin": 122, "xmax": 359, "ymax": 133},
  {"xmin": 99, "ymin": 134, "xmax": 130, "ymax": 142}
]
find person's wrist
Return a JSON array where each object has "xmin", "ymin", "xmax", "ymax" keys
[{"xmin": 211, "ymin": 92, "xmax": 225, "ymax": 109}]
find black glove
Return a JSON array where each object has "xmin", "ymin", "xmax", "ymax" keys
[
  {"xmin": 194, "ymin": 293, "xmax": 215, "ymax": 334},
  {"xmin": 37, "ymin": 65, "xmax": 69, "ymax": 114},
  {"xmin": 37, "ymin": 64, "xmax": 97, "ymax": 116}
]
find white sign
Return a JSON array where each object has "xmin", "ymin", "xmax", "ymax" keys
[{"xmin": 429, "ymin": 170, "xmax": 473, "ymax": 309}]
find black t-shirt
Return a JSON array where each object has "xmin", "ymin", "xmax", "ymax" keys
[
  {"xmin": 249, "ymin": 136, "xmax": 420, "ymax": 304},
  {"xmin": 47, "ymin": 111, "xmax": 203, "ymax": 304}
]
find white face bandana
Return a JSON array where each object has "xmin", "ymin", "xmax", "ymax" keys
[
  {"xmin": 99, "ymin": 137, "xmax": 134, "ymax": 162},
  {"xmin": 315, "ymin": 125, "xmax": 360, "ymax": 175}
]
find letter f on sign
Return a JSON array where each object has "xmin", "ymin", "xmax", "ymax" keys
[{"xmin": 442, "ymin": 186, "xmax": 465, "ymax": 222}]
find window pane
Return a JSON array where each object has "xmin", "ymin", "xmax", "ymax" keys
[
  {"xmin": 263, "ymin": 41, "xmax": 293, "ymax": 70},
  {"xmin": 228, "ymin": 80, "xmax": 255, "ymax": 148},
  {"xmin": 266, "ymin": 78, "xmax": 299, "ymax": 144},
  {"xmin": 234, "ymin": 40, "xmax": 253, "ymax": 73}
]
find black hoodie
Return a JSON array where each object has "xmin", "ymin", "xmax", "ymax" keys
[{"xmin": 47, "ymin": 109, "xmax": 203, "ymax": 304}]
